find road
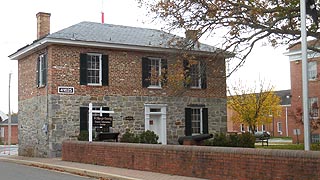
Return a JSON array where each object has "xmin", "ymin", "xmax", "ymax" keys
[{"xmin": 0, "ymin": 161, "xmax": 96, "ymax": 180}]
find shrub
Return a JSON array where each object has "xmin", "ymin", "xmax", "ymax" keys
[
  {"xmin": 120, "ymin": 131, "xmax": 139, "ymax": 143},
  {"xmin": 205, "ymin": 132, "xmax": 255, "ymax": 148},
  {"xmin": 120, "ymin": 130, "xmax": 159, "ymax": 144},
  {"xmin": 78, "ymin": 131, "xmax": 89, "ymax": 141},
  {"xmin": 139, "ymin": 130, "xmax": 159, "ymax": 144}
]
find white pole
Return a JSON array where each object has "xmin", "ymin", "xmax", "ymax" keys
[
  {"xmin": 300, "ymin": 0, "xmax": 310, "ymax": 150},
  {"xmin": 285, "ymin": 106, "xmax": 288, "ymax": 137},
  {"xmin": 88, "ymin": 103, "xmax": 93, "ymax": 142},
  {"xmin": 8, "ymin": 73, "xmax": 12, "ymax": 155}
]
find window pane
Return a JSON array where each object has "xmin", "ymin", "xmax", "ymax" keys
[
  {"xmin": 190, "ymin": 61, "xmax": 201, "ymax": 88},
  {"xmin": 308, "ymin": 61, "xmax": 317, "ymax": 80},
  {"xmin": 149, "ymin": 58, "xmax": 161, "ymax": 87},
  {"xmin": 309, "ymin": 97, "xmax": 319, "ymax": 117},
  {"xmin": 87, "ymin": 54, "xmax": 101, "ymax": 85},
  {"xmin": 191, "ymin": 108, "xmax": 201, "ymax": 134}
]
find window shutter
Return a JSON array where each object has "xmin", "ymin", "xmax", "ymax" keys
[
  {"xmin": 142, "ymin": 57, "xmax": 150, "ymax": 87},
  {"xmin": 161, "ymin": 59, "xmax": 168, "ymax": 85},
  {"xmin": 201, "ymin": 61, "xmax": 207, "ymax": 89},
  {"xmin": 202, "ymin": 108, "xmax": 208, "ymax": 134},
  {"xmin": 102, "ymin": 55, "xmax": 109, "ymax": 86},
  {"xmin": 80, "ymin": 107, "xmax": 88, "ymax": 131},
  {"xmin": 80, "ymin": 53, "xmax": 88, "ymax": 85},
  {"xmin": 42, "ymin": 54, "xmax": 48, "ymax": 86},
  {"xmin": 36, "ymin": 57, "xmax": 40, "ymax": 87},
  {"xmin": 183, "ymin": 60, "xmax": 190, "ymax": 87},
  {"xmin": 185, "ymin": 108, "xmax": 192, "ymax": 136}
]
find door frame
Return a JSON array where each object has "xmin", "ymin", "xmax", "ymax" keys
[{"xmin": 144, "ymin": 104, "xmax": 167, "ymax": 144}]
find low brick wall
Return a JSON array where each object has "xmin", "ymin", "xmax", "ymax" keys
[{"xmin": 62, "ymin": 141, "xmax": 320, "ymax": 180}]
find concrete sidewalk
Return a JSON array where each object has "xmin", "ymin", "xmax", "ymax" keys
[{"xmin": 0, "ymin": 155, "xmax": 207, "ymax": 180}]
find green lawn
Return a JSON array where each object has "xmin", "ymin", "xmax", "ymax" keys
[{"xmin": 256, "ymin": 143, "xmax": 320, "ymax": 151}]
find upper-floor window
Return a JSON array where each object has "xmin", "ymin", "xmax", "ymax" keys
[
  {"xmin": 80, "ymin": 53, "xmax": 108, "ymax": 86},
  {"xmin": 240, "ymin": 124, "xmax": 245, "ymax": 132},
  {"xmin": 308, "ymin": 61, "xmax": 317, "ymax": 80},
  {"xmin": 309, "ymin": 97, "xmax": 319, "ymax": 117},
  {"xmin": 142, "ymin": 57, "xmax": 167, "ymax": 88},
  {"xmin": 277, "ymin": 122, "xmax": 282, "ymax": 133},
  {"xmin": 184, "ymin": 60, "xmax": 207, "ymax": 89},
  {"xmin": 37, "ymin": 54, "xmax": 47, "ymax": 87},
  {"xmin": 185, "ymin": 107, "xmax": 208, "ymax": 135}
]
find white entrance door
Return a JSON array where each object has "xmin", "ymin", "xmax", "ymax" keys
[
  {"xmin": 149, "ymin": 114, "xmax": 162, "ymax": 140},
  {"xmin": 144, "ymin": 104, "xmax": 167, "ymax": 144}
]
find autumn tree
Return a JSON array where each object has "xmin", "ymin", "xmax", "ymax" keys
[
  {"xmin": 137, "ymin": 0, "xmax": 320, "ymax": 76},
  {"xmin": 228, "ymin": 81, "xmax": 282, "ymax": 134}
]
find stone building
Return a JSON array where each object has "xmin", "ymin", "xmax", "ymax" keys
[{"xmin": 9, "ymin": 12, "xmax": 229, "ymax": 157}]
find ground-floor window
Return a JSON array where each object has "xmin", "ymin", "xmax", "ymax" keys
[{"xmin": 185, "ymin": 107, "xmax": 208, "ymax": 136}]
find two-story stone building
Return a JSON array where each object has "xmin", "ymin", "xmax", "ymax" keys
[{"xmin": 9, "ymin": 12, "xmax": 229, "ymax": 157}]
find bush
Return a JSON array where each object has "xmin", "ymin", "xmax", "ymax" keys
[
  {"xmin": 139, "ymin": 130, "xmax": 159, "ymax": 144},
  {"xmin": 120, "ymin": 131, "xmax": 139, "ymax": 143},
  {"xmin": 78, "ymin": 131, "xmax": 89, "ymax": 141},
  {"xmin": 205, "ymin": 132, "xmax": 255, "ymax": 148},
  {"xmin": 120, "ymin": 130, "xmax": 159, "ymax": 144}
]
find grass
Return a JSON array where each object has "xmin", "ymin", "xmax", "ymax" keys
[{"xmin": 256, "ymin": 143, "xmax": 320, "ymax": 151}]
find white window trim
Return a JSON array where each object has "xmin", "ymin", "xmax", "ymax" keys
[
  {"xmin": 240, "ymin": 124, "xmax": 245, "ymax": 132},
  {"xmin": 190, "ymin": 61, "xmax": 202, "ymax": 89},
  {"xmin": 261, "ymin": 124, "xmax": 266, "ymax": 132},
  {"xmin": 87, "ymin": 53, "xmax": 102, "ymax": 86},
  {"xmin": 147, "ymin": 57, "xmax": 162, "ymax": 89},
  {"xmin": 308, "ymin": 61, "xmax": 317, "ymax": 80},
  {"xmin": 277, "ymin": 122, "xmax": 282, "ymax": 133},
  {"xmin": 309, "ymin": 97, "xmax": 319, "ymax": 118},
  {"xmin": 191, "ymin": 107, "xmax": 203, "ymax": 135},
  {"xmin": 38, "ymin": 54, "xmax": 46, "ymax": 87}
]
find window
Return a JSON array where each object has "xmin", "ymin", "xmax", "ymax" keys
[
  {"xmin": 308, "ymin": 61, "xmax": 317, "ymax": 80},
  {"xmin": 142, "ymin": 57, "xmax": 167, "ymax": 88},
  {"xmin": 309, "ymin": 97, "xmax": 319, "ymax": 117},
  {"xmin": 312, "ymin": 134, "xmax": 320, "ymax": 143},
  {"xmin": 277, "ymin": 122, "xmax": 282, "ymax": 132},
  {"xmin": 185, "ymin": 107, "xmax": 208, "ymax": 135},
  {"xmin": 261, "ymin": 124, "xmax": 266, "ymax": 132},
  {"xmin": 240, "ymin": 124, "xmax": 245, "ymax": 132},
  {"xmin": 36, "ymin": 54, "xmax": 47, "ymax": 87},
  {"xmin": 184, "ymin": 60, "xmax": 207, "ymax": 89},
  {"xmin": 190, "ymin": 61, "xmax": 201, "ymax": 88},
  {"xmin": 80, "ymin": 53, "xmax": 108, "ymax": 86}
]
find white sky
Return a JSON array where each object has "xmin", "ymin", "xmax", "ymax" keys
[{"xmin": 0, "ymin": 0, "xmax": 291, "ymax": 114}]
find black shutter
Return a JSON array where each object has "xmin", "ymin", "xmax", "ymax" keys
[
  {"xmin": 43, "ymin": 54, "xmax": 47, "ymax": 86},
  {"xmin": 201, "ymin": 61, "xmax": 207, "ymax": 89},
  {"xmin": 142, "ymin": 57, "xmax": 150, "ymax": 87},
  {"xmin": 183, "ymin": 60, "xmax": 190, "ymax": 87},
  {"xmin": 161, "ymin": 59, "xmax": 168, "ymax": 86},
  {"xmin": 80, "ymin": 53, "xmax": 88, "ymax": 85},
  {"xmin": 185, "ymin": 108, "xmax": 192, "ymax": 136},
  {"xmin": 202, "ymin": 108, "xmax": 208, "ymax": 134},
  {"xmin": 80, "ymin": 107, "xmax": 88, "ymax": 131},
  {"xmin": 102, "ymin": 55, "xmax": 109, "ymax": 86},
  {"xmin": 36, "ymin": 57, "xmax": 40, "ymax": 87}
]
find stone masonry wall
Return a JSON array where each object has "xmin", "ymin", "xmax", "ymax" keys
[{"xmin": 46, "ymin": 94, "xmax": 226, "ymax": 156}]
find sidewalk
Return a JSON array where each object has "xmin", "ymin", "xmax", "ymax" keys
[{"xmin": 0, "ymin": 155, "xmax": 207, "ymax": 180}]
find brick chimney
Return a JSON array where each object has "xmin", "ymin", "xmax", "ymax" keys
[{"xmin": 36, "ymin": 12, "xmax": 51, "ymax": 39}]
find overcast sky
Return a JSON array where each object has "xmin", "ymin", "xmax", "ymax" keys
[{"xmin": 0, "ymin": 0, "xmax": 291, "ymax": 114}]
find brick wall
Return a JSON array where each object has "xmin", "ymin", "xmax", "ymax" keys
[
  {"xmin": 62, "ymin": 141, "xmax": 320, "ymax": 180},
  {"xmin": 1, "ymin": 125, "xmax": 18, "ymax": 144}
]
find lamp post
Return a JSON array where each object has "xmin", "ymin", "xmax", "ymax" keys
[{"xmin": 8, "ymin": 72, "xmax": 12, "ymax": 155}]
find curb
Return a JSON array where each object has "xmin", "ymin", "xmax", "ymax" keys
[{"xmin": 0, "ymin": 156, "xmax": 141, "ymax": 180}]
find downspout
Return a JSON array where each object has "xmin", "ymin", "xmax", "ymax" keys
[{"xmin": 285, "ymin": 106, "xmax": 288, "ymax": 137}]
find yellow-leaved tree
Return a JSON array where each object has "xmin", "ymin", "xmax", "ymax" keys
[{"xmin": 228, "ymin": 81, "xmax": 282, "ymax": 134}]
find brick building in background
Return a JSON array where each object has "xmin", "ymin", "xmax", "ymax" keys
[
  {"xmin": 285, "ymin": 41, "xmax": 320, "ymax": 144},
  {"xmin": 227, "ymin": 90, "xmax": 293, "ymax": 137},
  {"xmin": 0, "ymin": 114, "xmax": 18, "ymax": 144},
  {"xmin": 9, "ymin": 12, "xmax": 230, "ymax": 157}
]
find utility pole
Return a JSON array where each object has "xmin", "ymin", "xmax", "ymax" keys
[{"xmin": 8, "ymin": 72, "xmax": 12, "ymax": 155}]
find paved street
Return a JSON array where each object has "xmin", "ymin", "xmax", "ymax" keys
[{"xmin": 0, "ymin": 161, "xmax": 96, "ymax": 180}]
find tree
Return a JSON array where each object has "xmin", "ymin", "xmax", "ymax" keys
[
  {"xmin": 137, "ymin": 0, "xmax": 320, "ymax": 76},
  {"xmin": 227, "ymin": 81, "xmax": 282, "ymax": 134}
]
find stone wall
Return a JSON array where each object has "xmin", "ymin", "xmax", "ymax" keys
[{"xmin": 62, "ymin": 141, "xmax": 320, "ymax": 180}]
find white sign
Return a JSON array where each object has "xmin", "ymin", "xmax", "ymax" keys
[{"xmin": 58, "ymin": 86, "xmax": 74, "ymax": 94}]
